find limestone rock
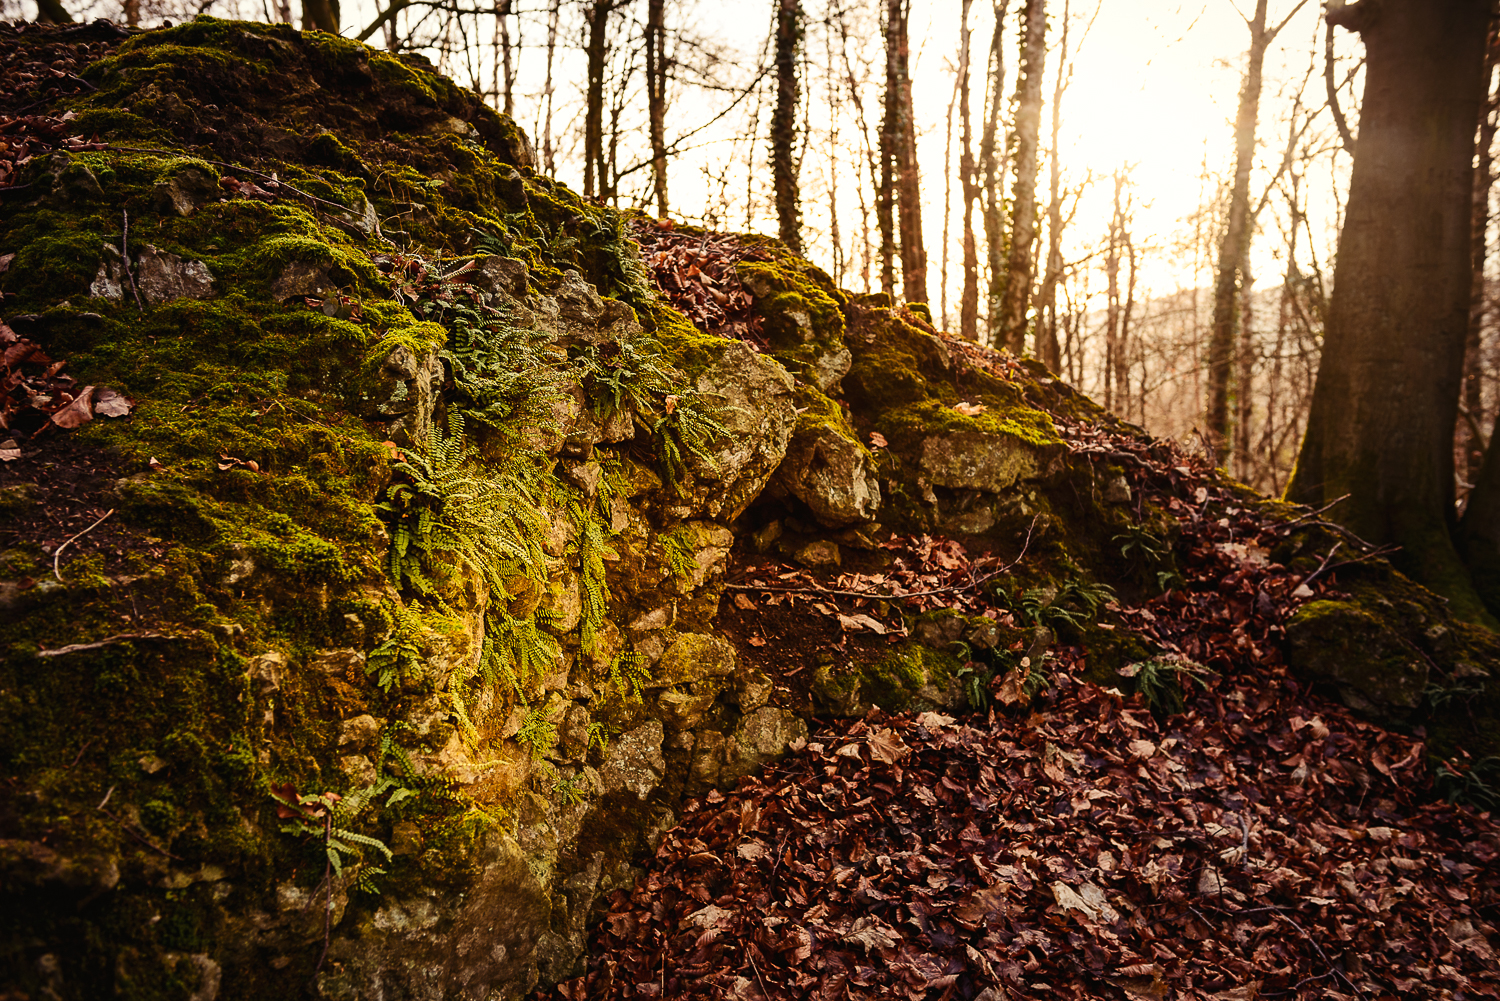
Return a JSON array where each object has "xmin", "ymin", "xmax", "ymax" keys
[
  {"xmin": 809, "ymin": 345, "xmax": 853, "ymax": 393},
  {"xmin": 721, "ymin": 707, "xmax": 808, "ymax": 785},
  {"xmin": 153, "ymin": 166, "xmax": 218, "ymax": 217},
  {"xmin": 600, "ymin": 721, "xmax": 665, "ymax": 799},
  {"xmin": 682, "ymin": 342, "xmax": 797, "ymax": 521},
  {"xmin": 1285, "ymin": 600, "xmax": 1429, "ymax": 724},
  {"xmin": 655, "ymin": 632, "xmax": 737, "ymax": 688},
  {"xmin": 134, "ymin": 245, "xmax": 216, "ymax": 303},
  {"xmin": 469, "ymin": 255, "xmax": 530, "ymax": 298},
  {"xmin": 774, "ymin": 422, "xmax": 881, "ymax": 527},
  {"xmin": 920, "ymin": 431, "xmax": 1042, "ymax": 494},
  {"xmin": 793, "ymin": 539, "xmax": 841, "ymax": 568}
]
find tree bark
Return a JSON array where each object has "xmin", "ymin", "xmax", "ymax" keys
[
  {"xmin": 886, "ymin": 0, "xmax": 927, "ymax": 306},
  {"xmin": 773, "ymin": 0, "xmax": 803, "ymax": 254},
  {"xmin": 1104, "ymin": 171, "xmax": 1122, "ymax": 413},
  {"xmin": 1290, "ymin": 0, "xmax": 1493, "ymax": 623},
  {"xmin": 35, "ymin": 0, "xmax": 73, "ymax": 23},
  {"xmin": 583, "ymin": 0, "xmax": 614, "ymax": 200},
  {"xmin": 496, "ymin": 0, "xmax": 516, "ymax": 118},
  {"xmin": 1034, "ymin": 0, "xmax": 1070, "ymax": 371},
  {"xmin": 1461, "ymin": 26, "xmax": 1497, "ymax": 490},
  {"xmin": 999, "ymin": 0, "xmax": 1046, "ymax": 354},
  {"xmin": 1207, "ymin": 0, "xmax": 1273, "ymax": 463},
  {"xmin": 980, "ymin": 1, "xmax": 1009, "ymax": 346},
  {"xmin": 877, "ymin": 4, "xmax": 897, "ymax": 299},
  {"xmin": 959, "ymin": 0, "xmax": 981, "ymax": 341},
  {"xmin": 646, "ymin": 0, "xmax": 670, "ymax": 217},
  {"xmin": 302, "ymin": 0, "xmax": 339, "ymax": 34}
]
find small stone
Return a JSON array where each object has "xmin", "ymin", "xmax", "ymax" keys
[
  {"xmin": 655, "ymin": 633, "xmax": 737, "ymax": 687},
  {"xmin": 599, "ymin": 721, "xmax": 665, "ymax": 800},
  {"xmin": 1104, "ymin": 474, "xmax": 1132, "ymax": 504},
  {"xmin": 139, "ymin": 754, "xmax": 168, "ymax": 775},
  {"xmin": 793, "ymin": 540, "xmax": 841, "ymax": 568},
  {"xmin": 153, "ymin": 166, "xmax": 218, "ymax": 217},
  {"xmin": 340, "ymin": 753, "xmax": 376, "ymax": 786},
  {"xmin": 750, "ymin": 520, "xmax": 783, "ymax": 553},
  {"xmin": 310, "ymin": 648, "xmax": 365, "ymax": 678},
  {"xmin": 247, "ymin": 651, "xmax": 285, "ymax": 694},
  {"xmin": 734, "ymin": 669, "xmax": 774, "ymax": 713},
  {"xmin": 134, "ymin": 245, "xmax": 215, "ymax": 304},
  {"xmin": 562, "ymin": 460, "xmax": 603, "ymax": 497},
  {"xmin": 339, "ymin": 714, "xmax": 381, "ymax": 749}
]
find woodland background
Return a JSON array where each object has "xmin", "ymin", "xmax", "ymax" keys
[{"xmin": 8, "ymin": 0, "xmax": 1498, "ymax": 507}]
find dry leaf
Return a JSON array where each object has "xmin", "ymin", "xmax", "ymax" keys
[
  {"xmin": 733, "ymin": 592, "xmax": 756, "ymax": 611},
  {"xmin": 747, "ymin": 635, "xmax": 766, "ymax": 647},
  {"xmin": 866, "ymin": 727, "xmax": 910, "ymax": 765},
  {"xmin": 868, "ymin": 431, "xmax": 888, "ymax": 447},
  {"xmin": 663, "ymin": 395, "xmax": 679, "ymax": 414},
  {"xmin": 843, "ymin": 916, "xmax": 901, "ymax": 952},
  {"xmin": 836, "ymin": 612, "xmax": 887, "ymax": 635},
  {"xmin": 952, "ymin": 401, "xmax": 987, "ymax": 416},
  {"xmin": 49, "ymin": 386, "xmax": 95, "ymax": 429},
  {"xmin": 92, "ymin": 388, "xmax": 134, "ymax": 418},
  {"xmin": 1051, "ymin": 881, "xmax": 1120, "ymax": 922}
]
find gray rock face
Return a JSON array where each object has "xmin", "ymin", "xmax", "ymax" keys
[
  {"xmin": 920, "ymin": 431, "xmax": 1042, "ymax": 493},
  {"xmin": 684, "ymin": 342, "xmax": 798, "ymax": 521},
  {"xmin": 774, "ymin": 422, "xmax": 881, "ymax": 527},
  {"xmin": 600, "ymin": 721, "xmax": 666, "ymax": 799},
  {"xmin": 90, "ymin": 244, "xmax": 215, "ymax": 304},
  {"xmin": 721, "ymin": 707, "xmax": 809, "ymax": 784},
  {"xmin": 654, "ymin": 632, "xmax": 737, "ymax": 687},
  {"xmin": 153, "ymin": 166, "xmax": 219, "ymax": 217},
  {"xmin": 1285, "ymin": 600, "xmax": 1429, "ymax": 725}
]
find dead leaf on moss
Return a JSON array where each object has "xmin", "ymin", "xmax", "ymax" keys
[{"xmin": 952, "ymin": 401, "xmax": 987, "ymax": 416}]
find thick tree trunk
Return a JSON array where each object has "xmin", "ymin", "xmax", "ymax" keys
[
  {"xmin": 958, "ymin": 0, "xmax": 981, "ymax": 341},
  {"xmin": 1207, "ymin": 0, "xmax": 1272, "ymax": 462},
  {"xmin": 1034, "ymin": 0, "xmax": 1070, "ymax": 371},
  {"xmin": 302, "ymin": 0, "xmax": 339, "ymax": 33},
  {"xmin": 1461, "ymin": 30, "xmax": 1497, "ymax": 490},
  {"xmin": 999, "ymin": 0, "xmax": 1046, "ymax": 354},
  {"xmin": 646, "ymin": 0, "xmax": 670, "ymax": 217},
  {"xmin": 1290, "ymin": 0, "xmax": 1492, "ymax": 622},
  {"xmin": 36, "ymin": 0, "xmax": 73, "ymax": 23},
  {"xmin": 583, "ymin": 0, "xmax": 613, "ymax": 200},
  {"xmin": 1104, "ymin": 172, "xmax": 1122, "ymax": 413},
  {"xmin": 887, "ymin": 0, "xmax": 926, "ymax": 306},
  {"xmin": 980, "ymin": 1, "xmax": 1009, "ymax": 346}
]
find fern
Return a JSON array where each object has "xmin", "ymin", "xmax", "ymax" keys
[
  {"xmin": 651, "ymin": 392, "xmax": 731, "ymax": 494},
  {"xmin": 487, "ymin": 609, "xmax": 562, "ymax": 696},
  {"xmin": 608, "ymin": 649, "xmax": 650, "ymax": 702},
  {"xmin": 661, "ymin": 528, "xmax": 698, "ymax": 581},
  {"xmin": 516, "ymin": 705, "xmax": 557, "ymax": 758},
  {"xmin": 1118, "ymin": 656, "xmax": 1214, "ymax": 715},
  {"xmin": 367, "ymin": 599, "xmax": 426, "ymax": 692},
  {"xmin": 1018, "ymin": 578, "xmax": 1116, "ymax": 631},
  {"xmin": 568, "ymin": 498, "xmax": 616, "ymax": 654},
  {"xmin": 376, "ymin": 413, "xmax": 548, "ymax": 607}
]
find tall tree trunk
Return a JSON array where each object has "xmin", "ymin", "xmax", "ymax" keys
[
  {"xmin": 878, "ymin": 9, "xmax": 897, "ymax": 300},
  {"xmin": 542, "ymin": 0, "xmax": 560, "ymax": 175},
  {"xmin": 1234, "ymin": 268, "xmax": 1256, "ymax": 480},
  {"xmin": 980, "ymin": 1, "xmax": 1009, "ymax": 345},
  {"xmin": 303, "ymin": 0, "xmax": 339, "ymax": 33},
  {"xmin": 1035, "ymin": 0, "xmax": 1070, "ymax": 371},
  {"xmin": 1207, "ymin": 0, "xmax": 1277, "ymax": 462},
  {"xmin": 583, "ymin": 0, "xmax": 613, "ymax": 200},
  {"xmin": 35, "ymin": 0, "xmax": 73, "ymax": 23},
  {"xmin": 496, "ymin": 0, "xmax": 516, "ymax": 117},
  {"xmin": 122, "ymin": 0, "xmax": 139, "ymax": 27},
  {"xmin": 886, "ymin": 0, "xmax": 927, "ymax": 306},
  {"xmin": 646, "ymin": 0, "xmax": 671, "ymax": 217},
  {"xmin": 959, "ymin": 0, "xmax": 981, "ymax": 341},
  {"xmin": 1290, "ymin": 0, "xmax": 1492, "ymax": 623},
  {"xmin": 1104, "ymin": 172, "xmax": 1122, "ymax": 413},
  {"xmin": 998, "ymin": 0, "xmax": 1047, "ymax": 354},
  {"xmin": 773, "ymin": 0, "xmax": 803, "ymax": 254},
  {"xmin": 1461, "ymin": 27, "xmax": 1497, "ymax": 490}
]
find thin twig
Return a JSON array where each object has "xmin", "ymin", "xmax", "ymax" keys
[
  {"xmin": 67, "ymin": 738, "xmax": 94, "ymax": 770},
  {"xmin": 312, "ymin": 812, "xmax": 335, "ymax": 977},
  {"xmin": 746, "ymin": 945, "xmax": 771, "ymax": 1001},
  {"xmin": 53, "ymin": 507, "xmax": 115, "ymax": 581},
  {"xmin": 1276, "ymin": 493, "xmax": 1351, "ymax": 530},
  {"xmin": 121, "ymin": 211, "xmax": 143, "ymax": 310},
  {"xmin": 1274, "ymin": 911, "xmax": 1364, "ymax": 997}
]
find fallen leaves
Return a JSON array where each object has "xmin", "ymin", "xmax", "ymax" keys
[
  {"xmin": 1, "ymin": 321, "xmax": 134, "ymax": 458},
  {"xmin": 630, "ymin": 222, "xmax": 770, "ymax": 346},
  {"xmin": 952, "ymin": 400, "xmax": 988, "ymax": 416}
]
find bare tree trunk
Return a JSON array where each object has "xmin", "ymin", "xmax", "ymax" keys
[
  {"xmin": 980, "ymin": 0, "xmax": 1009, "ymax": 345},
  {"xmin": 303, "ymin": 0, "xmax": 340, "ymax": 33},
  {"xmin": 998, "ymin": 0, "xmax": 1047, "ymax": 353},
  {"xmin": 1234, "ymin": 268, "xmax": 1255, "ymax": 480},
  {"xmin": 583, "ymin": 0, "xmax": 614, "ymax": 200},
  {"xmin": 1104, "ymin": 171, "xmax": 1122, "ymax": 413},
  {"xmin": 826, "ymin": 22, "xmax": 844, "ymax": 286},
  {"xmin": 1292, "ymin": 0, "xmax": 1492, "ymax": 622},
  {"xmin": 541, "ymin": 0, "xmax": 560, "ymax": 174},
  {"xmin": 646, "ymin": 0, "xmax": 671, "ymax": 217},
  {"xmin": 122, "ymin": 0, "xmax": 140, "ymax": 27},
  {"xmin": 878, "ymin": 5, "xmax": 897, "ymax": 299},
  {"xmin": 1119, "ymin": 232, "xmax": 1137, "ymax": 420},
  {"xmin": 886, "ymin": 0, "xmax": 927, "ymax": 306},
  {"xmin": 35, "ymin": 0, "xmax": 73, "ymax": 23},
  {"xmin": 959, "ymin": 0, "xmax": 981, "ymax": 341},
  {"xmin": 1034, "ymin": 0, "xmax": 1071, "ymax": 371},
  {"xmin": 496, "ymin": 0, "xmax": 515, "ymax": 116},
  {"xmin": 1207, "ymin": 0, "xmax": 1301, "ymax": 460},
  {"xmin": 773, "ymin": 0, "xmax": 803, "ymax": 253},
  {"xmin": 1462, "ymin": 26, "xmax": 1497, "ymax": 490},
  {"xmin": 838, "ymin": 13, "xmax": 880, "ymax": 294},
  {"xmin": 942, "ymin": 66, "xmax": 957, "ymax": 328}
]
